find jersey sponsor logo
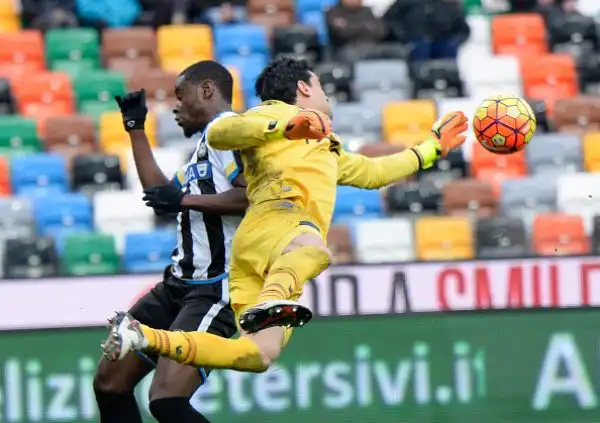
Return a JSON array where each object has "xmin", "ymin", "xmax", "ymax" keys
[{"xmin": 185, "ymin": 161, "xmax": 213, "ymax": 184}]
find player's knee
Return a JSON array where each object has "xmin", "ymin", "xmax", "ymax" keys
[{"xmin": 93, "ymin": 362, "xmax": 132, "ymax": 394}]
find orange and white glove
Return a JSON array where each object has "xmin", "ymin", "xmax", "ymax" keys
[
  {"xmin": 412, "ymin": 111, "xmax": 468, "ymax": 169},
  {"xmin": 265, "ymin": 109, "xmax": 332, "ymax": 141}
]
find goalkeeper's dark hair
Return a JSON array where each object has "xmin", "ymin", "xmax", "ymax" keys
[
  {"xmin": 180, "ymin": 60, "xmax": 233, "ymax": 103},
  {"xmin": 255, "ymin": 57, "xmax": 313, "ymax": 104}
]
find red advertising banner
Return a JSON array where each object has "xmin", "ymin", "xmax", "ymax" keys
[{"xmin": 3, "ymin": 256, "xmax": 600, "ymax": 330}]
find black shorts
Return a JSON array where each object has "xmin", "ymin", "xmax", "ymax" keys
[{"xmin": 128, "ymin": 270, "xmax": 237, "ymax": 381}]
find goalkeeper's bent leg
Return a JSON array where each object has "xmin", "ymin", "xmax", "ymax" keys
[{"xmin": 257, "ymin": 232, "xmax": 332, "ymax": 304}]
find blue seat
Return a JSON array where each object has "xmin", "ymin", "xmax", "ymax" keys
[
  {"xmin": 296, "ymin": 0, "xmax": 337, "ymax": 18},
  {"xmin": 221, "ymin": 54, "xmax": 268, "ymax": 101},
  {"xmin": 299, "ymin": 11, "xmax": 329, "ymax": 44},
  {"xmin": 214, "ymin": 24, "xmax": 269, "ymax": 58},
  {"xmin": 334, "ymin": 185, "xmax": 383, "ymax": 223},
  {"xmin": 11, "ymin": 154, "xmax": 68, "ymax": 195},
  {"xmin": 123, "ymin": 229, "xmax": 177, "ymax": 273},
  {"xmin": 34, "ymin": 193, "xmax": 93, "ymax": 238}
]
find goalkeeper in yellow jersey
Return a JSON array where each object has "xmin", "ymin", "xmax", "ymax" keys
[{"xmin": 102, "ymin": 57, "xmax": 468, "ymax": 373}]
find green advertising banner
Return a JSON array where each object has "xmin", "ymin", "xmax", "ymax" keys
[{"xmin": 1, "ymin": 309, "xmax": 599, "ymax": 423}]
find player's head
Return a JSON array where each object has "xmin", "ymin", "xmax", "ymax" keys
[
  {"xmin": 255, "ymin": 57, "xmax": 332, "ymax": 118},
  {"xmin": 174, "ymin": 60, "xmax": 233, "ymax": 138}
]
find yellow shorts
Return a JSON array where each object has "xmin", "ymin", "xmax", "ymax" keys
[{"xmin": 229, "ymin": 200, "xmax": 322, "ymax": 346}]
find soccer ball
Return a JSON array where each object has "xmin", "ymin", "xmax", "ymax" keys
[{"xmin": 473, "ymin": 95, "xmax": 537, "ymax": 154}]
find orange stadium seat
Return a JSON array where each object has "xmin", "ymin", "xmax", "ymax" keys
[
  {"xmin": 442, "ymin": 178, "xmax": 497, "ymax": 218},
  {"xmin": 101, "ymin": 27, "xmax": 156, "ymax": 68},
  {"xmin": 0, "ymin": 30, "xmax": 45, "ymax": 72},
  {"xmin": 383, "ymin": 100, "xmax": 436, "ymax": 146},
  {"xmin": 157, "ymin": 25, "xmax": 213, "ymax": 71},
  {"xmin": 582, "ymin": 132, "xmax": 600, "ymax": 172},
  {"xmin": 415, "ymin": 216, "xmax": 474, "ymax": 261},
  {"xmin": 470, "ymin": 141, "xmax": 527, "ymax": 196},
  {"xmin": 0, "ymin": 0, "xmax": 19, "ymax": 33},
  {"xmin": 521, "ymin": 54, "xmax": 578, "ymax": 115},
  {"xmin": 553, "ymin": 97, "xmax": 600, "ymax": 134},
  {"xmin": 532, "ymin": 214, "xmax": 589, "ymax": 256},
  {"xmin": 0, "ymin": 155, "xmax": 10, "ymax": 195},
  {"xmin": 491, "ymin": 13, "xmax": 548, "ymax": 57}
]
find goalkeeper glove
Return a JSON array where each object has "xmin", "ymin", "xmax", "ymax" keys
[
  {"xmin": 115, "ymin": 89, "xmax": 148, "ymax": 132},
  {"xmin": 143, "ymin": 183, "xmax": 185, "ymax": 213},
  {"xmin": 265, "ymin": 109, "xmax": 332, "ymax": 141},
  {"xmin": 412, "ymin": 111, "xmax": 468, "ymax": 170}
]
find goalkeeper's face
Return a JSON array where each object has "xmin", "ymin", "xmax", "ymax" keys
[{"xmin": 299, "ymin": 72, "xmax": 332, "ymax": 119}]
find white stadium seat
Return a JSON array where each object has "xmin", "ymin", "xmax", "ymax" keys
[
  {"xmin": 126, "ymin": 147, "xmax": 188, "ymax": 191},
  {"xmin": 93, "ymin": 190, "xmax": 155, "ymax": 252},
  {"xmin": 557, "ymin": 173, "xmax": 600, "ymax": 234},
  {"xmin": 353, "ymin": 217, "xmax": 414, "ymax": 263},
  {"xmin": 462, "ymin": 55, "xmax": 523, "ymax": 98}
]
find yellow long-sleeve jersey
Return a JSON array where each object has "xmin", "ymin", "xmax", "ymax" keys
[{"xmin": 207, "ymin": 100, "xmax": 421, "ymax": 235}]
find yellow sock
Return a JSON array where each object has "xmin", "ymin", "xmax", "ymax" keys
[
  {"xmin": 140, "ymin": 325, "xmax": 267, "ymax": 372},
  {"xmin": 258, "ymin": 245, "xmax": 331, "ymax": 303}
]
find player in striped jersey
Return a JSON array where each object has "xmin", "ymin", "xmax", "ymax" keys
[{"xmin": 93, "ymin": 61, "xmax": 246, "ymax": 423}]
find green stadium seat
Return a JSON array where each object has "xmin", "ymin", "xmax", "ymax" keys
[
  {"xmin": 464, "ymin": 0, "xmax": 483, "ymax": 14},
  {"xmin": 62, "ymin": 233, "xmax": 120, "ymax": 275},
  {"xmin": 50, "ymin": 59, "xmax": 97, "ymax": 78},
  {"xmin": 79, "ymin": 101, "xmax": 119, "ymax": 123},
  {"xmin": 0, "ymin": 116, "xmax": 42, "ymax": 156},
  {"xmin": 73, "ymin": 71, "xmax": 126, "ymax": 117},
  {"xmin": 45, "ymin": 28, "xmax": 101, "ymax": 69}
]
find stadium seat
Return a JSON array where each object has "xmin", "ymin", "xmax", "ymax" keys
[
  {"xmin": 463, "ymin": 55, "xmax": 523, "ymax": 98},
  {"xmin": 101, "ymin": 27, "xmax": 156, "ymax": 67},
  {"xmin": 553, "ymin": 96, "xmax": 600, "ymax": 133},
  {"xmin": 0, "ymin": 77, "xmax": 15, "ymax": 115},
  {"xmin": 411, "ymin": 60, "xmax": 465, "ymax": 99},
  {"xmin": 157, "ymin": 25, "xmax": 213, "ymax": 68},
  {"xmin": 229, "ymin": 68, "xmax": 245, "ymax": 112},
  {"xmin": 3, "ymin": 237, "xmax": 58, "ymax": 278},
  {"xmin": 214, "ymin": 24, "xmax": 269, "ymax": 58},
  {"xmin": 126, "ymin": 147, "xmax": 187, "ymax": 191},
  {"xmin": 525, "ymin": 133, "xmax": 582, "ymax": 174},
  {"xmin": 383, "ymin": 100, "xmax": 436, "ymax": 145},
  {"xmin": 583, "ymin": 131, "xmax": 600, "ymax": 171},
  {"xmin": 0, "ymin": 30, "xmax": 45, "ymax": 72},
  {"xmin": 557, "ymin": 172, "xmax": 600, "ymax": 234},
  {"xmin": 419, "ymin": 149, "xmax": 468, "ymax": 185},
  {"xmin": 62, "ymin": 233, "xmax": 119, "ymax": 275},
  {"xmin": 491, "ymin": 14, "xmax": 548, "ymax": 57},
  {"xmin": 45, "ymin": 28, "xmax": 101, "ymax": 70},
  {"xmin": 315, "ymin": 62, "xmax": 353, "ymax": 103},
  {"xmin": 332, "ymin": 102, "xmax": 381, "ymax": 137},
  {"xmin": 10, "ymin": 154, "xmax": 68, "ymax": 195},
  {"xmin": 100, "ymin": 111, "xmax": 157, "ymax": 158},
  {"xmin": 0, "ymin": 156, "xmax": 8, "ymax": 195},
  {"xmin": 546, "ymin": 12, "xmax": 597, "ymax": 51},
  {"xmin": 72, "ymin": 154, "xmax": 123, "ymax": 194},
  {"xmin": 532, "ymin": 213, "xmax": 589, "ymax": 256},
  {"xmin": 298, "ymin": 9, "xmax": 328, "ymax": 44},
  {"xmin": 354, "ymin": 60, "xmax": 410, "ymax": 101},
  {"xmin": 415, "ymin": 216, "xmax": 474, "ymax": 261},
  {"xmin": 107, "ymin": 56, "xmax": 154, "ymax": 77},
  {"xmin": 44, "ymin": 115, "xmax": 97, "ymax": 163},
  {"xmin": 326, "ymin": 224, "xmax": 353, "ymax": 264},
  {"xmin": 0, "ymin": 0, "xmax": 19, "ymax": 32},
  {"xmin": 51, "ymin": 59, "xmax": 96, "ymax": 79},
  {"xmin": 93, "ymin": 190, "xmax": 155, "ymax": 252},
  {"xmin": 272, "ymin": 26, "xmax": 321, "ymax": 65},
  {"xmin": 577, "ymin": 50, "xmax": 600, "ymax": 95},
  {"xmin": 250, "ymin": 9, "xmax": 295, "ymax": 36},
  {"xmin": 128, "ymin": 69, "xmax": 177, "ymax": 110},
  {"xmin": 296, "ymin": 0, "xmax": 337, "ymax": 19},
  {"xmin": 123, "ymin": 229, "xmax": 177, "ymax": 273},
  {"xmin": 157, "ymin": 112, "xmax": 187, "ymax": 145},
  {"xmin": 220, "ymin": 54, "xmax": 268, "ymax": 101},
  {"xmin": 387, "ymin": 180, "xmax": 442, "ymax": 214},
  {"xmin": 520, "ymin": 54, "xmax": 578, "ymax": 114},
  {"xmin": 0, "ymin": 196, "xmax": 35, "ymax": 241},
  {"xmin": 591, "ymin": 216, "xmax": 600, "ymax": 254},
  {"xmin": 476, "ymin": 216, "xmax": 529, "ymax": 259},
  {"xmin": 354, "ymin": 217, "xmax": 414, "ymax": 263},
  {"xmin": 33, "ymin": 193, "xmax": 93, "ymax": 238},
  {"xmin": 0, "ymin": 115, "xmax": 41, "ymax": 156},
  {"xmin": 333, "ymin": 185, "xmax": 383, "ymax": 223},
  {"xmin": 470, "ymin": 142, "xmax": 527, "ymax": 194},
  {"xmin": 73, "ymin": 71, "xmax": 126, "ymax": 115},
  {"xmin": 466, "ymin": 15, "xmax": 491, "ymax": 46},
  {"xmin": 442, "ymin": 179, "xmax": 496, "ymax": 217},
  {"xmin": 526, "ymin": 98, "xmax": 550, "ymax": 132},
  {"xmin": 500, "ymin": 174, "xmax": 558, "ymax": 229}
]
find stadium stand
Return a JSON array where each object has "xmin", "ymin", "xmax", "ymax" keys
[{"xmin": 1, "ymin": 0, "xmax": 600, "ymax": 277}]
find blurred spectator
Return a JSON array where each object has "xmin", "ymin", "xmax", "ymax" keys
[
  {"xmin": 204, "ymin": 1, "xmax": 246, "ymax": 26},
  {"xmin": 21, "ymin": 0, "xmax": 80, "ymax": 30},
  {"xmin": 384, "ymin": 0, "xmax": 470, "ymax": 62}
]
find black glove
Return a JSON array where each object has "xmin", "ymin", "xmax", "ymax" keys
[
  {"xmin": 115, "ymin": 89, "xmax": 147, "ymax": 131},
  {"xmin": 143, "ymin": 184, "xmax": 185, "ymax": 213}
]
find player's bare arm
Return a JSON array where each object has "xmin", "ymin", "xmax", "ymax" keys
[
  {"xmin": 336, "ymin": 111, "xmax": 469, "ymax": 188},
  {"xmin": 115, "ymin": 90, "xmax": 170, "ymax": 188}
]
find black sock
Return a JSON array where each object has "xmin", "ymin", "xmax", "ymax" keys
[
  {"xmin": 95, "ymin": 390, "xmax": 143, "ymax": 423},
  {"xmin": 150, "ymin": 397, "xmax": 212, "ymax": 423}
]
